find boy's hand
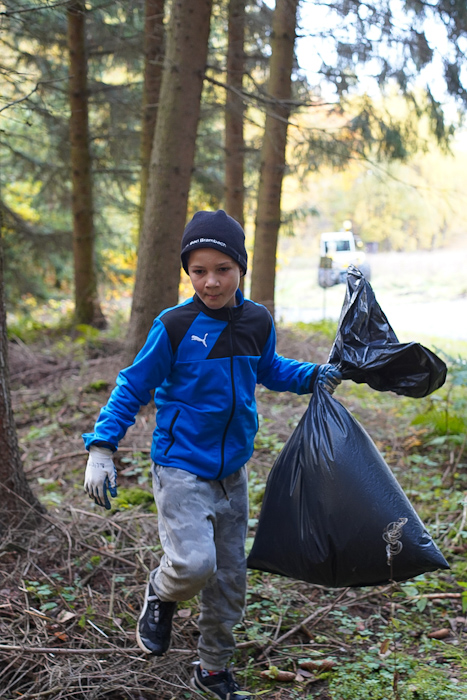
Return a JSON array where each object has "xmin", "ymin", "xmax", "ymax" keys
[
  {"xmin": 316, "ymin": 364, "xmax": 342, "ymax": 394},
  {"xmin": 84, "ymin": 446, "xmax": 118, "ymax": 510}
]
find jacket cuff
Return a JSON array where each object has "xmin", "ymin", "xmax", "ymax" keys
[
  {"xmin": 309, "ymin": 364, "xmax": 320, "ymax": 392},
  {"xmin": 92, "ymin": 440, "xmax": 117, "ymax": 452},
  {"xmin": 82, "ymin": 433, "xmax": 117, "ymax": 452}
]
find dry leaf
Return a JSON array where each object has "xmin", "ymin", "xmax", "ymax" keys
[
  {"xmin": 403, "ymin": 435, "xmax": 422, "ymax": 450},
  {"xmin": 427, "ymin": 628, "xmax": 451, "ymax": 639},
  {"xmin": 379, "ymin": 639, "xmax": 391, "ymax": 655},
  {"xmin": 297, "ymin": 669, "xmax": 314, "ymax": 678},
  {"xmin": 260, "ymin": 669, "xmax": 296, "ymax": 682},
  {"xmin": 299, "ymin": 659, "xmax": 336, "ymax": 673},
  {"xmin": 53, "ymin": 631, "xmax": 69, "ymax": 642},
  {"xmin": 57, "ymin": 610, "xmax": 76, "ymax": 623}
]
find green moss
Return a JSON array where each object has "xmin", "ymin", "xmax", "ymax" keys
[{"xmin": 113, "ymin": 487, "xmax": 156, "ymax": 511}]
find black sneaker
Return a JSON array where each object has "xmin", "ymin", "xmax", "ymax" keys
[
  {"xmin": 190, "ymin": 663, "xmax": 250, "ymax": 699},
  {"xmin": 136, "ymin": 580, "xmax": 177, "ymax": 655}
]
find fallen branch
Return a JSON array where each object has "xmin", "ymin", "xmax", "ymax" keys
[
  {"xmin": 256, "ymin": 585, "xmax": 393, "ymax": 659},
  {"xmin": 10, "ymin": 360, "xmax": 80, "ymax": 382},
  {"xmin": 78, "ymin": 541, "xmax": 136, "ymax": 568},
  {"xmin": 408, "ymin": 593, "xmax": 462, "ymax": 601},
  {"xmin": 26, "ymin": 447, "xmax": 151, "ymax": 473},
  {"xmin": 25, "ymin": 451, "xmax": 85, "ymax": 473},
  {"xmin": 0, "ymin": 644, "xmax": 140, "ymax": 655},
  {"xmin": 0, "ymin": 644, "xmax": 193, "ymax": 655},
  {"xmin": 259, "ymin": 587, "xmax": 350, "ymax": 658}
]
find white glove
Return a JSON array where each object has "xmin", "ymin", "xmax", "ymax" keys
[{"xmin": 84, "ymin": 446, "xmax": 117, "ymax": 510}]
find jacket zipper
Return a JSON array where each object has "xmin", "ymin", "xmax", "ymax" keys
[
  {"xmin": 215, "ymin": 309, "xmax": 236, "ymax": 480},
  {"xmin": 164, "ymin": 409, "xmax": 180, "ymax": 455}
]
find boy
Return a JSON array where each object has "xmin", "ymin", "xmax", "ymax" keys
[{"xmin": 83, "ymin": 210, "xmax": 341, "ymax": 699}]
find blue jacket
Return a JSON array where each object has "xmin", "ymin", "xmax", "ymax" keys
[{"xmin": 83, "ymin": 291, "xmax": 318, "ymax": 480}]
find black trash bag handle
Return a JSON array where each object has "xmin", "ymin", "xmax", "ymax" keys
[{"xmin": 328, "ymin": 265, "xmax": 447, "ymax": 398}]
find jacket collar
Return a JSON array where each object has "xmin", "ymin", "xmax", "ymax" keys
[{"xmin": 192, "ymin": 289, "xmax": 245, "ymax": 321}]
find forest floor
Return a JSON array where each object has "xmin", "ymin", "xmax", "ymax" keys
[{"xmin": 1, "ymin": 323, "xmax": 466, "ymax": 699}]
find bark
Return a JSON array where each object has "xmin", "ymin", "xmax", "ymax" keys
[
  {"xmin": 127, "ymin": 0, "xmax": 213, "ymax": 359},
  {"xmin": 139, "ymin": 0, "xmax": 165, "ymax": 237},
  {"xmin": 250, "ymin": 0, "xmax": 299, "ymax": 317},
  {"xmin": 0, "ymin": 226, "xmax": 44, "ymax": 536},
  {"xmin": 67, "ymin": 1, "xmax": 106, "ymax": 328},
  {"xmin": 225, "ymin": 0, "xmax": 245, "ymax": 230}
]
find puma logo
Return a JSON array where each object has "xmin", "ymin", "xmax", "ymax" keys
[{"xmin": 191, "ymin": 333, "xmax": 208, "ymax": 347}]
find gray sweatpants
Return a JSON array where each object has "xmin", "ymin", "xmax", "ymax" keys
[{"xmin": 150, "ymin": 464, "xmax": 249, "ymax": 670}]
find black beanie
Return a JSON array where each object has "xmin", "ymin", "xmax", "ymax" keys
[{"xmin": 181, "ymin": 210, "xmax": 247, "ymax": 275}]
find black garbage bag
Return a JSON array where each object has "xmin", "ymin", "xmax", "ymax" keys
[
  {"xmin": 247, "ymin": 384, "xmax": 449, "ymax": 587},
  {"xmin": 247, "ymin": 268, "xmax": 449, "ymax": 586},
  {"xmin": 328, "ymin": 266, "xmax": 447, "ymax": 398}
]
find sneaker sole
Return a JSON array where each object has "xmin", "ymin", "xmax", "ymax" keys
[
  {"xmin": 136, "ymin": 582, "xmax": 172, "ymax": 656},
  {"xmin": 190, "ymin": 676, "xmax": 220, "ymax": 698},
  {"xmin": 136, "ymin": 583, "xmax": 155, "ymax": 654},
  {"xmin": 136, "ymin": 623, "xmax": 155, "ymax": 654},
  {"xmin": 190, "ymin": 675, "xmax": 248, "ymax": 699},
  {"xmin": 136, "ymin": 621, "xmax": 172, "ymax": 656}
]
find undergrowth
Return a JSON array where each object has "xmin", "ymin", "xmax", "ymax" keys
[{"xmin": 1, "ymin": 321, "xmax": 466, "ymax": 699}]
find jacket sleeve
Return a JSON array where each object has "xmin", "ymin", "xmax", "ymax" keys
[
  {"xmin": 256, "ymin": 316, "xmax": 319, "ymax": 394},
  {"xmin": 82, "ymin": 318, "xmax": 173, "ymax": 451}
]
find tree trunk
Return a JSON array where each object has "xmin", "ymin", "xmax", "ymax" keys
[
  {"xmin": 139, "ymin": 0, "xmax": 165, "ymax": 237},
  {"xmin": 0, "ymin": 227, "xmax": 44, "ymax": 536},
  {"xmin": 225, "ymin": 0, "xmax": 245, "ymax": 230},
  {"xmin": 67, "ymin": 1, "xmax": 106, "ymax": 328},
  {"xmin": 127, "ymin": 0, "xmax": 213, "ymax": 359},
  {"xmin": 250, "ymin": 0, "xmax": 298, "ymax": 317}
]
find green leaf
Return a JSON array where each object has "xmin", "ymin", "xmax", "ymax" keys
[{"xmin": 416, "ymin": 597, "xmax": 428, "ymax": 612}]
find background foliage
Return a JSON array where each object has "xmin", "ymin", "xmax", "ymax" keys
[{"xmin": 2, "ymin": 0, "xmax": 467, "ymax": 313}]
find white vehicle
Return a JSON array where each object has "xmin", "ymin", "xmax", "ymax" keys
[{"xmin": 318, "ymin": 223, "xmax": 371, "ymax": 287}]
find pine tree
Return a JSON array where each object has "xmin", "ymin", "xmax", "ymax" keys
[
  {"xmin": 225, "ymin": 0, "xmax": 246, "ymax": 229},
  {"xmin": 127, "ymin": 0, "xmax": 214, "ymax": 358},
  {"xmin": 139, "ymin": 0, "xmax": 165, "ymax": 236},
  {"xmin": 67, "ymin": 1, "xmax": 106, "ymax": 327},
  {"xmin": 250, "ymin": 0, "xmax": 299, "ymax": 315},
  {"xmin": 0, "ymin": 223, "xmax": 44, "ymax": 536}
]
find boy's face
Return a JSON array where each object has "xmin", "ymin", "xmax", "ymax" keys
[{"xmin": 187, "ymin": 248, "xmax": 241, "ymax": 309}]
